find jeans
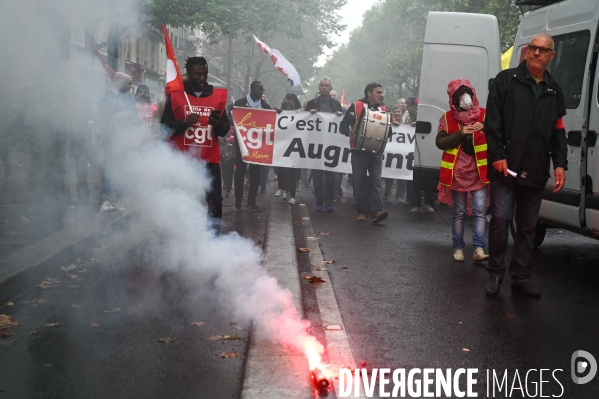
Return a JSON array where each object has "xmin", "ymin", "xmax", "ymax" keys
[
  {"xmin": 351, "ymin": 152, "xmax": 384, "ymax": 216},
  {"xmin": 452, "ymin": 187, "xmax": 487, "ymax": 250},
  {"xmin": 486, "ymin": 180, "xmax": 544, "ymax": 284},
  {"xmin": 312, "ymin": 169, "xmax": 336, "ymax": 206}
]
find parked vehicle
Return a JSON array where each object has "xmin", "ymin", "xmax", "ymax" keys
[{"xmin": 414, "ymin": 0, "xmax": 599, "ymax": 246}]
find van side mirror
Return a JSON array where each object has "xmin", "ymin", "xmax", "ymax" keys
[
  {"xmin": 415, "ymin": 121, "xmax": 432, "ymax": 134},
  {"xmin": 488, "ymin": 78, "xmax": 495, "ymax": 91}
]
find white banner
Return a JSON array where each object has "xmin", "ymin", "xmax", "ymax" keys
[{"xmin": 231, "ymin": 108, "xmax": 416, "ymax": 179}]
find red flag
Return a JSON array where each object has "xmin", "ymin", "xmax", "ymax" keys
[
  {"xmin": 90, "ymin": 40, "xmax": 116, "ymax": 83},
  {"xmin": 340, "ymin": 88, "xmax": 346, "ymax": 107},
  {"xmin": 162, "ymin": 25, "xmax": 185, "ymax": 96}
]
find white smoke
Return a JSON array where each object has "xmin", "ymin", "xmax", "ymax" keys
[{"xmin": 117, "ymin": 140, "xmax": 323, "ymax": 355}]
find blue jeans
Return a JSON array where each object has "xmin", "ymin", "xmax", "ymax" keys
[
  {"xmin": 486, "ymin": 180, "xmax": 544, "ymax": 284},
  {"xmin": 351, "ymin": 152, "xmax": 384, "ymax": 216},
  {"xmin": 452, "ymin": 187, "xmax": 487, "ymax": 250},
  {"xmin": 312, "ymin": 169, "xmax": 335, "ymax": 206}
]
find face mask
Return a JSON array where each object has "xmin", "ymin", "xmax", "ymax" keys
[{"xmin": 459, "ymin": 93, "xmax": 473, "ymax": 111}]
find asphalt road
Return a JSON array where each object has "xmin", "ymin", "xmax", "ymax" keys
[
  {"xmin": 2, "ymin": 174, "xmax": 598, "ymax": 399},
  {"xmin": 299, "ymin": 178, "xmax": 599, "ymax": 398},
  {"xmin": 0, "ymin": 198, "xmax": 269, "ymax": 399}
]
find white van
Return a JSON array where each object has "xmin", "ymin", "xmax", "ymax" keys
[{"xmin": 414, "ymin": 0, "xmax": 599, "ymax": 247}]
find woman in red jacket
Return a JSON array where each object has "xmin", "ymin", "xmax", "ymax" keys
[{"xmin": 435, "ymin": 79, "xmax": 490, "ymax": 263}]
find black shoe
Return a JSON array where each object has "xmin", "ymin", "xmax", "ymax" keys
[
  {"xmin": 234, "ymin": 199, "xmax": 242, "ymax": 210},
  {"xmin": 371, "ymin": 210, "xmax": 388, "ymax": 224},
  {"xmin": 485, "ymin": 276, "xmax": 502, "ymax": 296},
  {"xmin": 247, "ymin": 203, "xmax": 261, "ymax": 212},
  {"xmin": 511, "ymin": 282, "xmax": 541, "ymax": 297}
]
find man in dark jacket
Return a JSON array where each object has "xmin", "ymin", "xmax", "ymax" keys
[
  {"xmin": 340, "ymin": 83, "xmax": 389, "ymax": 224},
  {"xmin": 232, "ymin": 81, "xmax": 271, "ymax": 211},
  {"xmin": 306, "ymin": 77, "xmax": 343, "ymax": 212},
  {"xmin": 161, "ymin": 56, "xmax": 230, "ymax": 233},
  {"xmin": 484, "ymin": 33, "xmax": 568, "ymax": 297}
]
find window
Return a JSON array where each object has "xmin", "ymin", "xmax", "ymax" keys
[{"xmin": 546, "ymin": 30, "xmax": 590, "ymax": 109}]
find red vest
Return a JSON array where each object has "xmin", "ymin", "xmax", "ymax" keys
[
  {"xmin": 169, "ymin": 88, "xmax": 227, "ymax": 163},
  {"xmin": 438, "ymin": 109, "xmax": 489, "ymax": 186}
]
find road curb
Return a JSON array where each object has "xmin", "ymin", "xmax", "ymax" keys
[
  {"xmin": 241, "ymin": 202, "xmax": 313, "ymax": 399},
  {"xmin": 0, "ymin": 210, "xmax": 137, "ymax": 305}
]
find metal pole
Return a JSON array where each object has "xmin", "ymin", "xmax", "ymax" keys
[{"xmin": 226, "ymin": 34, "xmax": 233, "ymax": 103}]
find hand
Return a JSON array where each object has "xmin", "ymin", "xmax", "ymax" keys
[
  {"xmin": 493, "ymin": 159, "xmax": 508, "ymax": 177},
  {"xmin": 349, "ymin": 128, "xmax": 356, "ymax": 139},
  {"xmin": 391, "ymin": 120, "xmax": 400, "ymax": 126},
  {"xmin": 208, "ymin": 115, "xmax": 220, "ymax": 127},
  {"xmin": 411, "ymin": 121, "xmax": 416, "ymax": 127},
  {"xmin": 462, "ymin": 125, "xmax": 475, "ymax": 135},
  {"xmin": 335, "ymin": 111, "xmax": 343, "ymax": 116},
  {"xmin": 310, "ymin": 109, "xmax": 318, "ymax": 114},
  {"xmin": 553, "ymin": 167, "xmax": 566, "ymax": 193},
  {"xmin": 471, "ymin": 122, "xmax": 484, "ymax": 131},
  {"xmin": 185, "ymin": 113, "xmax": 199, "ymax": 126}
]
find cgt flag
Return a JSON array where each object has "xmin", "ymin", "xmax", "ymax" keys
[
  {"xmin": 162, "ymin": 25, "xmax": 185, "ymax": 96},
  {"xmin": 253, "ymin": 35, "xmax": 301, "ymax": 87}
]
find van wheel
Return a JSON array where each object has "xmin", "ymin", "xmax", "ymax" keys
[{"xmin": 509, "ymin": 202, "xmax": 547, "ymax": 247}]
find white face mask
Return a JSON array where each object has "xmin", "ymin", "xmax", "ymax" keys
[{"xmin": 459, "ymin": 93, "xmax": 473, "ymax": 111}]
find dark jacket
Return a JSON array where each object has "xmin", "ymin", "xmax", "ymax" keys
[
  {"xmin": 305, "ymin": 96, "xmax": 343, "ymax": 114},
  {"xmin": 484, "ymin": 60, "xmax": 568, "ymax": 189},
  {"xmin": 233, "ymin": 96, "xmax": 271, "ymax": 110},
  {"xmin": 160, "ymin": 81, "xmax": 230, "ymax": 138}
]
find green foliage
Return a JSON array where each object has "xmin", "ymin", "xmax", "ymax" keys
[
  {"xmin": 147, "ymin": 0, "xmax": 346, "ymax": 42},
  {"xmin": 314, "ymin": 0, "xmax": 521, "ymax": 103}
]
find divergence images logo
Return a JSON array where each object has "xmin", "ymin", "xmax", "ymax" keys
[{"xmin": 571, "ymin": 350, "xmax": 597, "ymax": 384}]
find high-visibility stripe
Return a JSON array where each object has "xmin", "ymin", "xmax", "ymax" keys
[
  {"xmin": 474, "ymin": 144, "xmax": 487, "ymax": 152},
  {"xmin": 441, "ymin": 160, "xmax": 454, "ymax": 169},
  {"xmin": 476, "ymin": 158, "xmax": 488, "ymax": 167},
  {"xmin": 445, "ymin": 148, "xmax": 459, "ymax": 155}
]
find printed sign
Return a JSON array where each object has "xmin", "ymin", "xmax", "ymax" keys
[{"xmin": 232, "ymin": 108, "xmax": 416, "ymax": 179}]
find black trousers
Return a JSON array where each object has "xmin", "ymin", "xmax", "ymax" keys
[
  {"xmin": 221, "ymin": 158, "xmax": 234, "ymax": 191},
  {"xmin": 234, "ymin": 156, "xmax": 260, "ymax": 206},
  {"xmin": 206, "ymin": 163, "xmax": 223, "ymax": 234}
]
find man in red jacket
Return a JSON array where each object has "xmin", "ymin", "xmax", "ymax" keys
[{"xmin": 161, "ymin": 56, "xmax": 229, "ymax": 234}]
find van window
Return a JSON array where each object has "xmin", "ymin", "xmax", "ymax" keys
[{"xmin": 545, "ymin": 30, "xmax": 590, "ymax": 109}]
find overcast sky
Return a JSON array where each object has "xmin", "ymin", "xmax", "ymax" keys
[{"xmin": 317, "ymin": 0, "xmax": 379, "ymax": 66}]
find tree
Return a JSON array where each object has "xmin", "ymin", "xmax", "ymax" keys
[
  {"xmin": 147, "ymin": 0, "xmax": 346, "ymax": 101},
  {"xmin": 314, "ymin": 0, "xmax": 522, "ymax": 102}
]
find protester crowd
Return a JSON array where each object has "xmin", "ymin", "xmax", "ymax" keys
[{"xmin": 0, "ymin": 32, "xmax": 561, "ymax": 298}]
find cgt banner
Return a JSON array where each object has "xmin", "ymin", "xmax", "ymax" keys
[{"xmin": 231, "ymin": 107, "xmax": 416, "ymax": 179}]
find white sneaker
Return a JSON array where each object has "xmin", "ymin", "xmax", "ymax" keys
[
  {"xmin": 100, "ymin": 201, "xmax": 116, "ymax": 213},
  {"xmin": 275, "ymin": 189, "xmax": 283, "ymax": 197},
  {"xmin": 281, "ymin": 191, "xmax": 289, "ymax": 200},
  {"xmin": 410, "ymin": 207, "xmax": 419, "ymax": 213},
  {"xmin": 486, "ymin": 214, "xmax": 492, "ymax": 224},
  {"xmin": 453, "ymin": 249, "xmax": 465, "ymax": 262},
  {"xmin": 421, "ymin": 204, "xmax": 434, "ymax": 213},
  {"xmin": 288, "ymin": 197, "xmax": 296, "ymax": 205},
  {"xmin": 113, "ymin": 200, "xmax": 126, "ymax": 212}
]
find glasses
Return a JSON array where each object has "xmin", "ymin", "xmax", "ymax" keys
[
  {"xmin": 319, "ymin": 84, "xmax": 330, "ymax": 87},
  {"xmin": 528, "ymin": 45, "xmax": 554, "ymax": 54}
]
